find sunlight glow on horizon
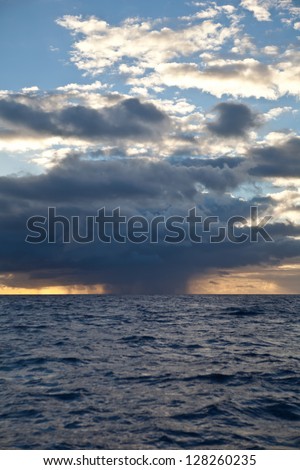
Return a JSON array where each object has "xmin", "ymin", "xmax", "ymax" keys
[
  {"xmin": 0, "ymin": 284, "xmax": 107, "ymax": 295},
  {"xmin": 187, "ymin": 264, "xmax": 300, "ymax": 295}
]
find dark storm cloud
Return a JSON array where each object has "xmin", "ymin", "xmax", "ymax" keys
[
  {"xmin": 249, "ymin": 137, "xmax": 300, "ymax": 177},
  {"xmin": 0, "ymin": 99, "xmax": 59, "ymax": 134},
  {"xmin": 0, "ymin": 97, "xmax": 169, "ymax": 141},
  {"xmin": 207, "ymin": 102, "xmax": 262, "ymax": 138},
  {"xmin": 0, "ymin": 156, "xmax": 300, "ymax": 293},
  {"xmin": 1, "ymin": 214, "xmax": 300, "ymax": 294},
  {"xmin": 0, "ymin": 155, "xmax": 244, "ymax": 205},
  {"xmin": 266, "ymin": 223, "xmax": 300, "ymax": 237}
]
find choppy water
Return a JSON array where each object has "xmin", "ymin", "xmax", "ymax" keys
[{"xmin": 0, "ymin": 295, "xmax": 299, "ymax": 450}]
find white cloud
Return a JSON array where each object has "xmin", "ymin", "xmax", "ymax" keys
[
  {"xmin": 129, "ymin": 59, "xmax": 279, "ymax": 99},
  {"xmin": 189, "ymin": 2, "xmax": 236, "ymax": 17},
  {"xmin": 231, "ymin": 35, "xmax": 257, "ymax": 54},
  {"xmin": 269, "ymin": 188, "xmax": 300, "ymax": 224},
  {"xmin": 128, "ymin": 46, "xmax": 300, "ymax": 99},
  {"xmin": 0, "ymin": 136, "xmax": 64, "ymax": 153},
  {"xmin": 21, "ymin": 86, "xmax": 40, "ymax": 93},
  {"xmin": 150, "ymin": 97, "xmax": 197, "ymax": 116},
  {"xmin": 56, "ymin": 81, "xmax": 106, "ymax": 92},
  {"xmin": 275, "ymin": 49, "xmax": 300, "ymax": 97},
  {"xmin": 56, "ymin": 11, "xmax": 300, "ymax": 100},
  {"xmin": 190, "ymin": 8, "xmax": 219, "ymax": 19},
  {"xmin": 240, "ymin": 0, "xmax": 272, "ymax": 21},
  {"xmin": 57, "ymin": 15, "xmax": 238, "ymax": 75},
  {"xmin": 263, "ymin": 45, "xmax": 279, "ymax": 55},
  {"xmin": 57, "ymin": 15, "xmax": 108, "ymax": 35},
  {"xmin": 119, "ymin": 64, "xmax": 145, "ymax": 76},
  {"xmin": 263, "ymin": 131, "xmax": 297, "ymax": 146},
  {"xmin": 264, "ymin": 106, "xmax": 293, "ymax": 120}
]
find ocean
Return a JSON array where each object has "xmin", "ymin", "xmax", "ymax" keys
[{"xmin": 0, "ymin": 295, "xmax": 299, "ymax": 450}]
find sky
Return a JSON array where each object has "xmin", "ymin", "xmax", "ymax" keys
[{"xmin": 0, "ymin": 0, "xmax": 300, "ymax": 294}]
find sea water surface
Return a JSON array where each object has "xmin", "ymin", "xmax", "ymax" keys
[{"xmin": 0, "ymin": 295, "xmax": 299, "ymax": 450}]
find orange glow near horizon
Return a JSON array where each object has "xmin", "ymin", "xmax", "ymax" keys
[
  {"xmin": 188, "ymin": 276, "xmax": 279, "ymax": 295},
  {"xmin": 0, "ymin": 284, "xmax": 107, "ymax": 295},
  {"xmin": 188, "ymin": 263, "xmax": 300, "ymax": 295}
]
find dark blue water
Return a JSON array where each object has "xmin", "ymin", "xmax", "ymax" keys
[{"xmin": 0, "ymin": 295, "xmax": 299, "ymax": 450}]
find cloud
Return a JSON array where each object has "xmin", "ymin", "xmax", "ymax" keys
[
  {"xmin": 240, "ymin": 0, "xmax": 272, "ymax": 21},
  {"xmin": 0, "ymin": 96, "xmax": 170, "ymax": 142},
  {"xmin": 264, "ymin": 106, "xmax": 294, "ymax": 120},
  {"xmin": 129, "ymin": 59, "xmax": 279, "ymax": 99},
  {"xmin": 249, "ymin": 137, "xmax": 300, "ymax": 177},
  {"xmin": 56, "ymin": 81, "xmax": 106, "ymax": 93},
  {"xmin": 21, "ymin": 86, "xmax": 40, "ymax": 93},
  {"xmin": 181, "ymin": 2, "xmax": 237, "ymax": 21},
  {"xmin": 0, "ymin": 155, "xmax": 245, "ymax": 207},
  {"xmin": 0, "ymin": 90, "xmax": 261, "ymax": 164},
  {"xmin": 263, "ymin": 45, "xmax": 279, "ymax": 55},
  {"xmin": 206, "ymin": 102, "xmax": 262, "ymax": 137},
  {"xmin": 275, "ymin": 49, "xmax": 300, "ymax": 98},
  {"xmin": 0, "ymin": 154, "xmax": 299, "ymax": 293},
  {"xmin": 56, "ymin": 12, "xmax": 300, "ymax": 100},
  {"xmin": 57, "ymin": 15, "xmax": 236, "ymax": 74}
]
